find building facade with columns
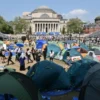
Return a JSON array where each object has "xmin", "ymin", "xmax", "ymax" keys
[{"xmin": 22, "ymin": 6, "xmax": 68, "ymax": 34}]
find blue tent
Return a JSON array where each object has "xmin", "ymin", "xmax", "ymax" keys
[
  {"xmin": 16, "ymin": 43, "xmax": 24, "ymax": 47},
  {"xmin": 47, "ymin": 44, "xmax": 61, "ymax": 57},
  {"xmin": 36, "ymin": 40, "xmax": 47, "ymax": 49},
  {"xmin": 27, "ymin": 60, "xmax": 71, "ymax": 91},
  {"xmin": 35, "ymin": 32, "xmax": 41, "ymax": 35},
  {"xmin": 49, "ymin": 32, "xmax": 55, "ymax": 35},
  {"xmin": 41, "ymin": 32, "xmax": 46, "ymax": 35},
  {"xmin": 55, "ymin": 32, "xmax": 60, "ymax": 35}
]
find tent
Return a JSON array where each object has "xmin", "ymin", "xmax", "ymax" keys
[
  {"xmin": 63, "ymin": 49, "xmax": 82, "ymax": 62},
  {"xmin": 27, "ymin": 60, "xmax": 71, "ymax": 91},
  {"xmin": 67, "ymin": 58, "xmax": 98, "ymax": 89},
  {"xmin": 87, "ymin": 51, "xmax": 100, "ymax": 62},
  {"xmin": 80, "ymin": 43, "xmax": 89, "ymax": 51},
  {"xmin": 36, "ymin": 40, "xmax": 47, "ymax": 49},
  {"xmin": 47, "ymin": 44, "xmax": 61, "ymax": 57},
  {"xmin": 0, "ymin": 71, "xmax": 41, "ymax": 100},
  {"xmin": 79, "ymin": 63, "xmax": 100, "ymax": 100}
]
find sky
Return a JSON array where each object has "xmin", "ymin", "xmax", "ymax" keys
[{"xmin": 0, "ymin": 0, "xmax": 99, "ymax": 22}]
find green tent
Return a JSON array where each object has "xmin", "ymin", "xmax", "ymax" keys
[{"xmin": 0, "ymin": 71, "xmax": 41, "ymax": 100}]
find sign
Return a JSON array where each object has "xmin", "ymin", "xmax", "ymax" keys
[{"xmin": 71, "ymin": 56, "xmax": 82, "ymax": 62}]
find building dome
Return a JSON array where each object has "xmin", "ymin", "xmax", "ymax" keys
[
  {"xmin": 31, "ymin": 6, "xmax": 57, "ymax": 14},
  {"xmin": 95, "ymin": 16, "xmax": 100, "ymax": 24},
  {"xmin": 95, "ymin": 16, "xmax": 100, "ymax": 20}
]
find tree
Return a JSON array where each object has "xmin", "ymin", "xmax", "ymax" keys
[
  {"xmin": 61, "ymin": 27, "xmax": 66, "ymax": 34},
  {"xmin": 67, "ymin": 18, "xmax": 84, "ymax": 34},
  {"xmin": 12, "ymin": 17, "xmax": 29, "ymax": 34},
  {"xmin": 0, "ymin": 16, "xmax": 13, "ymax": 34}
]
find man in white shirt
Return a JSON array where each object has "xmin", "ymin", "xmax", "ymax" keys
[{"xmin": 50, "ymin": 50, "xmax": 54, "ymax": 62}]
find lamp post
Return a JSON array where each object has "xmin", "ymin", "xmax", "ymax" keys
[{"xmin": 79, "ymin": 31, "xmax": 80, "ymax": 45}]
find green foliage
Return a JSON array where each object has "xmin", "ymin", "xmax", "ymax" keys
[
  {"xmin": 12, "ymin": 17, "xmax": 29, "ymax": 34},
  {"xmin": 67, "ymin": 18, "xmax": 84, "ymax": 34},
  {"xmin": 61, "ymin": 27, "xmax": 66, "ymax": 34},
  {"xmin": 0, "ymin": 16, "xmax": 13, "ymax": 34}
]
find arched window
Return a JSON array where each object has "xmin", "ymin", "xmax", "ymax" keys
[{"xmin": 40, "ymin": 14, "xmax": 50, "ymax": 18}]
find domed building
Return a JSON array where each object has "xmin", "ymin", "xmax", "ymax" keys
[
  {"xmin": 95, "ymin": 16, "xmax": 100, "ymax": 24},
  {"xmin": 22, "ymin": 6, "xmax": 68, "ymax": 34}
]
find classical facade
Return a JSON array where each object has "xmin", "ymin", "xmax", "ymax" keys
[{"xmin": 22, "ymin": 6, "xmax": 68, "ymax": 33}]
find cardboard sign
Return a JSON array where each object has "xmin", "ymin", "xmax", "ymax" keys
[{"xmin": 71, "ymin": 56, "xmax": 82, "ymax": 62}]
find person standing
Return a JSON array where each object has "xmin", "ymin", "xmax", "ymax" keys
[
  {"xmin": 35, "ymin": 50, "xmax": 41, "ymax": 63},
  {"xmin": 31, "ymin": 47, "xmax": 36, "ymax": 61},
  {"xmin": 49, "ymin": 50, "xmax": 54, "ymax": 62},
  {"xmin": 7, "ymin": 49, "xmax": 14, "ymax": 65},
  {"xmin": 43, "ymin": 45, "xmax": 47, "ymax": 60},
  {"xmin": 19, "ymin": 53, "xmax": 26, "ymax": 71},
  {"xmin": 26, "ymin": 48, "xmax": 33, "ymax": 63}
]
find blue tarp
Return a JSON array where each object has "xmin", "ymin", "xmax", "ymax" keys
[{"xmin": 36, "ymin": 40, "xmax": 47, "ymax": 49}]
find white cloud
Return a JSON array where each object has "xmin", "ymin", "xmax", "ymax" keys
[
  {"xmin": 69, "ymin": 9, "xmax": 88, "ymax": 15},
  {"xmin": 62, "ymin": 9, "xmax": 88, "ymax": 21}
]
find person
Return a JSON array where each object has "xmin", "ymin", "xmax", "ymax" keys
[
  {"xmin": 49, "ymin": 50, "xmax": 54, "ymax": 62},
  {"xmin": 35, "ymin": 50, "xmax": 41, "ymax": 63},
  {"xmin": 0, "ymin": 48, "xmax": 6, "ymax": 63},
  {"xmin": 15, "ymin": 47, "xmax": 21, "ymax": 61},
  {"xmin": 31, "ymin": 47, "xmax": 36, "ymax": 61},
  {"xmin": 7, "ymin": 49, "xmax": 14, "ymax": 65},
  {"xmin": 19, "ymin": 53, "xmax": 26, "ymax": 71},
  {"xmin": 26, "ymin": 48, "xmax": 33, "ymax": 63},
  {"xmin": 43, "ymin": 45, "xmax": 47, "ymax": 60}
]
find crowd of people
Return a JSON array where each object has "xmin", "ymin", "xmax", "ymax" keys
[{"xmin": 0, "ymin": 43, "xmax": 55, "ymax": 71}]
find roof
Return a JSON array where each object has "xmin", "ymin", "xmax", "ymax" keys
[{"xmin": 31, "ymin": 6, "xmax": 57, "ymax": 14}]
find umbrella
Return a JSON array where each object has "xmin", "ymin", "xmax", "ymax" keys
[
  {"xmin": 0, "ymin": 41, "xmax": 3, "ymax": 45},
  {"xmin": 16, "ymin": 43, "xmax": 24, "ymax": 47}
]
